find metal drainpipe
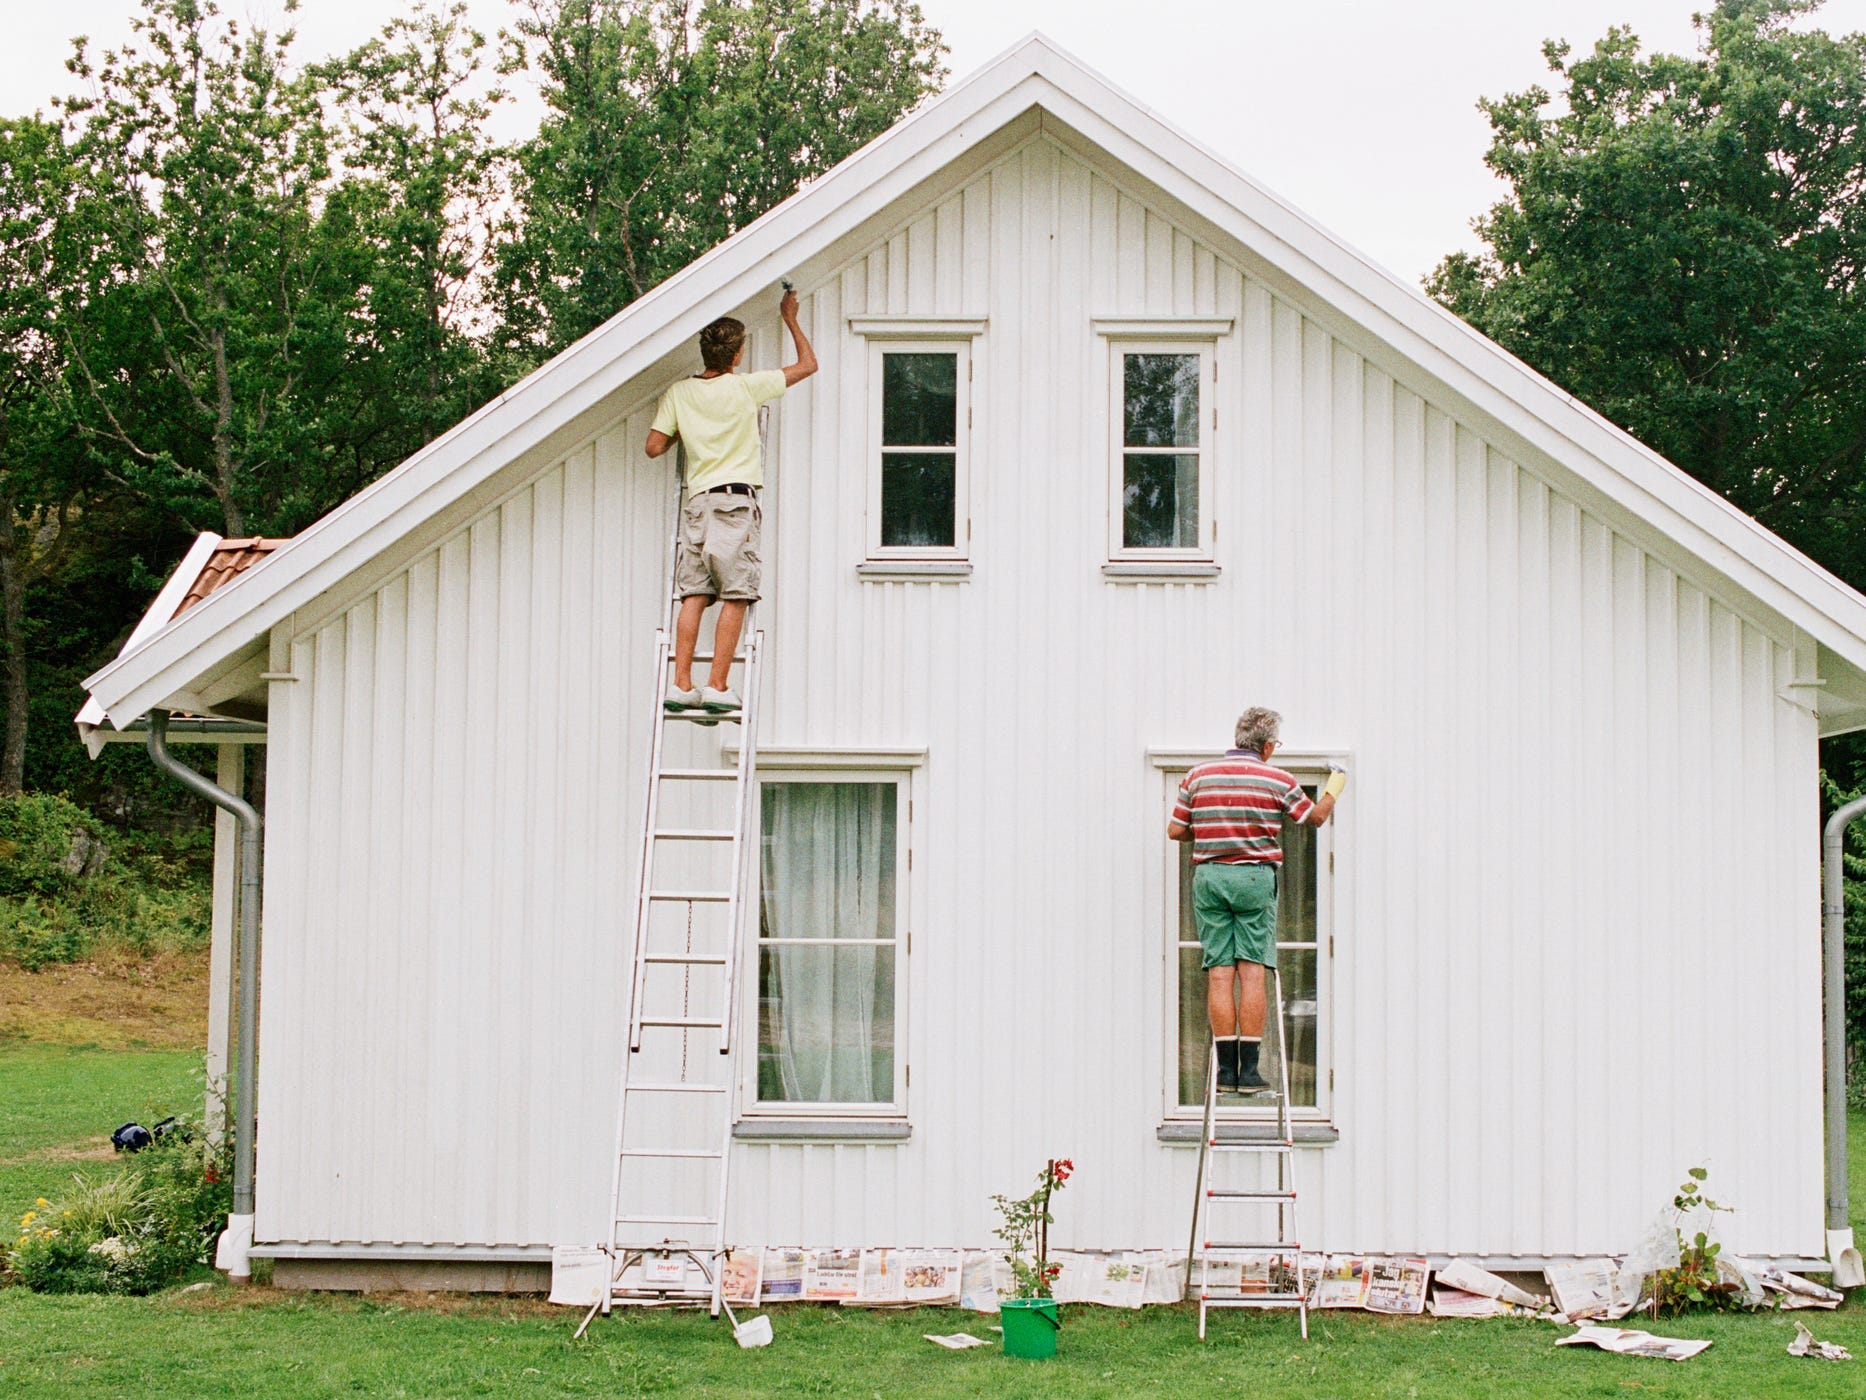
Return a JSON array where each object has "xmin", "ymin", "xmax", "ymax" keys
[
  {"xmin": 146, "ymin": 710, "xmax": 261, "ymax": 1281},
  {"xmin": 1822, "ymin": 794, "xmax": 1866, "ymax": 1287}
]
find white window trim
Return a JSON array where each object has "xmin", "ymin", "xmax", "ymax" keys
[
  {"xmin": 740, "ymin": 763, "xmax": 915, "ymax": 1121},
  {"xmin": 867, "ymin": 339, "xmax": 972, "ymax": 563},
  {"xmin": 1153, "ymin": 751, "xmax": 1341, "ymax": 1125},
  {"xmin": 1105, "ymin": 338, "xmax": 1216, "ymax": 562}
]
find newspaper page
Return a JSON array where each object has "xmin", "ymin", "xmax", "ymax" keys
[
  {"xmin": 958, "ymin": 1252, "xmax": 1008, "ymax": 1312},
  {"xmin": 720, "ymin": 1248, "xmax": 762, "ymax": 1307},
  {"xmin": 1428, "ymin": 1286, "xmax": 1510, "ymax": 1319},
  {"xmin": 547, "ymin": 1245, "xmax": 609, "ymax": 1307},
  {"xmin": 803, "ymin": 1248, "xmax": 862, "ymax": 1302},
  {"xmin": 1362, "ymin": 1257, "xmax": 1430, "ymax": 1315},
  {"xmin": 854, "ymin": 1248, "xmax": 907, "ymax": 1305},
  {"xmin": 1144, "ymin": 1253, "xmax": 1188, "ymax": 1304},
  {"xmin": 1730, "ymin": 1258, "xmax": 1844, "ymax": 1310},
  {"xmin": 899, "ymin": 1250, "xmax": 965, "ymax": 1304},
  {"xmin": 1545, "ymin": 1259, "xmax": 1622, "ymax": 1321},
  {"xmin": 1556, "ymin": 1325, "xmax": 1711, "ymax": 1362},
  {"xmin": 1435, "ymin": 1258, "xmax": 1545, "ymax": 1309},
  {"xmin": 1051, "ymin": 1252, "xmax": 1149, "ymax": 1309},
  {"xmin": 759, "ymin": 1247, "xmax": 806, "ymax": 1302},
  {"xmin": 1211, "ymin": 1253, "xmax": 1300, "ymax": 1298},
  {"xmin": 1311, "ymin": 1255, "xmax": 1370, "ymax": 1310}
]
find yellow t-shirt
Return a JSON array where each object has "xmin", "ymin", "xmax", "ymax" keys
[{"xmin": 650, "ymin": 370, "xmax": 787, "ymax": 491}]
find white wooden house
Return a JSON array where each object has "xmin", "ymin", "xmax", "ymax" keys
[{"xmin": 81, "ymin": 35, "xmax": 1866, "ymax": 1290}]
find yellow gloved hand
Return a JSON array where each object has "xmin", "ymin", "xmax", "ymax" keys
[{"xmin": 1323, "ymin": 768, "xmax": 1347, "ymax": 800}]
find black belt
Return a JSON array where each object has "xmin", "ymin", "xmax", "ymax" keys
[{"xmin": 700, "ymin": 482, "xmax": 757, "ymax": 497}]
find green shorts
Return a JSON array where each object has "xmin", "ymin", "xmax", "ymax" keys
[{"xmin": 1192, "ymin": 862, "xmax": 1279, "ymax": 970}]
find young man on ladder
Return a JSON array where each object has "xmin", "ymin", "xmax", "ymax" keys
[
  {"xmin": 645, "ymin": 288, "xmax": 817, "ymax": 715},
  {"xmin": 1168, "ymin": 707, "xmax": 1343, "ymax": 1091}
]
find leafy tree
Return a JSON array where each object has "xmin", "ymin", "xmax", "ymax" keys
[
  {"xmin": 1429, "ymin": 0, "xmax": 1866, "ymax": 590},
  {"xmin": 321, "ymin": 1, "xmax": 509, "ymax": 456},
  {"xmin": 60, "ymin": 0, "xmax": 352, "ymax": 538},
  {"xmin": 495, "ymin": 0, "xmax": 946, "ymax": 360},
  {"xmin": 0, "ymin": 118, "xmax": 90, "ymax": 794}
]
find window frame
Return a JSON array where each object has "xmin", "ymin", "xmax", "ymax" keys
[
  {"xmin": 739, "ymin": 763, "xmax": 915, "ymax": 1122},
  {"xmin": 866, "ymin": 339, "xmax": 972, "ymax": 563},
  {"xmin": 1106, "ymin": 338, "xmax": 1217, "ymax": 562},
  {"xmin": 1154, "ymin": 751, "xmax": 1340, "ymax": 1126}
]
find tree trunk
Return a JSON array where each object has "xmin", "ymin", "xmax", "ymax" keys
[
  {"xmin": 210, "ymin": 315, "xmax": 244, "ymax": 536},
  {"xmin": 0, "ymin": 517, "xmax": 30, "ymax": 797}
]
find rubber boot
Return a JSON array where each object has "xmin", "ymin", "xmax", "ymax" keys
[
  {"xmin": 1215, "ymin": 1038, "xmax": 1239, "ymax": 1092},
  {"xmin": 1236, "ymin": 1037, "xmax": 1269, "ymax": 1092}
]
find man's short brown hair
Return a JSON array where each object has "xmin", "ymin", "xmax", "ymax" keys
[{"xmin": 699, "ymin": 316, "xmax": 746, "ymax": 372}]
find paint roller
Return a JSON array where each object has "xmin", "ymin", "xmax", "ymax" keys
[{"xmin": 1323, "ymin": 766, "xmax": 1347, "ymax": 800}]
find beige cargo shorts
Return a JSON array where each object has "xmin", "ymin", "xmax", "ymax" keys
[{"xmin": 675, "ymin": 488, "xmax": 762, "ymax": 602}]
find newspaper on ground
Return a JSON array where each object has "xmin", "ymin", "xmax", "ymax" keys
[
  {"xmin": 759, "ymin": 1247, "xmax": 807, "ymax": 1302},
  {"xmin": 1145, "ymin": 1254, "xmax": 1188, "ymax": 1304},
  {"xmin": 924, "ymin": 1332, "xmax": 993, "ymax": 1350},
  {"xmin": 721, "ymin": 1248, "xmax": 762, "ymax": 1307},
  {"xmin": 1435, "ymin": 1258, "xmax": 1545, "ymax": 1309},
  {"xmin": 1428, "ymin": 1286, "xmax": 1512, "ymax": 1319},
  {"xmin": 1555, "ymin": 1325, "xmax": 1711, "ymax": 1362},
  {"xmin": 802, "ymin": 1248, "xmax": 861, "ymax": 1301},
  {"xmin": 1728, "ymin": 1258, "xmax": 1844, "ymax": 1310},
  {"xmin": 853, "ymin": 1248, "xmax": 964, "ymax": 1305},
  {"xmin": 1544, "ymin": 1259, "xmax": 1637, "ymax": 1321},
  {"xmin": 1362, "ymin": 1257, "xmax": 1430, "ymax": 1315},
  {"xmin": 1787, "ymin": 1321, "xmax": 1852, "ymax": 1361},
  {"xmin": 1311, "ymin": 1256, "xmax": 1369, "ymax": 1309},
  {"xmin": 548, "ymin": 1244, "xmax": 609, "ymax": 1307}
]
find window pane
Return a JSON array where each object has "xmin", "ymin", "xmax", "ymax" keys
[
  {"xmin": 758, "ymin": 946, "xmax": 896, "ymax": 1103},
  {"xmin": 758, "ymin": 782, "xmax": 898, "ymax": 1104},
  {"xmin": 880, "ymin": 452, "xmax": 956, "ymax": 548},
  {"xmin": 1123, "ymin": 353, "xmax": 1199, "ymax": 447},
  {"xmin": 882, "ymin": 353, "xmax": 957, "ymax": 447},
  {"xmin": 1123, "ymin": 454, "xmax": 1199, "ymax": 549},
  {"xmin": 1175, "ymin": 810, "xmax": 1320, "ymax": 1109}
]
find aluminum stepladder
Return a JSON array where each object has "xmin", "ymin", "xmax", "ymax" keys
[
  {"xmin": 577, "ymin": 434, "xmax": 766, "ymax": 1340},
  {"xmin": 1186, "ymin": 960, "xmax": 1310, "ymax": 1339}
]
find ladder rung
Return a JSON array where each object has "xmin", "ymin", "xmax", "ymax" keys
[
  {"xmin": 625, "ymin": 1082, "xmax": 729, "ymax": 1094},
  {"xmin": 1210, "ymin": 1141, "xmax": 1294, "ymax": 1151},
  {"xmin": 648, "ymin": 890, "xmax": 732, "ymax": 902},
  {"xmin": 659, "ymin": 768, "xmax": 740, "ymax": 781},
  {"xmin": 619, "ymin": 1147, "xmax": 726, "ymax": 1160},
  {"xmin": 638, "ymin": 1017, "xmax": 726, "ymax": 1029},
  {"xmin": 640, "ymin": 954, "xmax": 729, "ymax": 966},
  {"xmin": 1203, "ymin": 1241, "xmax": 1304, "ymax": 1251},
  {"xmin": 1202, "ymin": 1295, "xmax": 1307, "ymax": 1307},
  {"xmin": 1207, "ymin": 1190, "xmax": 1297, "ymax": 1200},
  {"xmin": 663, "ymin": 710, "xmax": 743, "ymax": 723},
  {"xmin": 680, "ymin": 651, "xmax": 747, "ymax": 663},
  {"xmin": 617, "ymin": 1214, "xmax": 719, "ymax": 1226},
  {"xmin": 653, "ymin": 828, "xmax": 737, "ymax": 841}
]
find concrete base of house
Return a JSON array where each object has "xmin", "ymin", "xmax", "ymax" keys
[{"xmin": 271, "ymin": 1258, "xmax": 551, "ymax": 1293}]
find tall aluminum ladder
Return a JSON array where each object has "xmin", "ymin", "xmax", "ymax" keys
[
  {"xmin": 1186, "ymin": 961, "xmax": 1310, "ymax": 1340},
  {"xmin": 577, "ymin": 433, "xmax": 767, "ymax": 1339}
]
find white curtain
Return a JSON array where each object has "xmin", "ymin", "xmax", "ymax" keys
[{"xmin": 758, "ymin": 783, "xmax": 896, "ymax": 1103}]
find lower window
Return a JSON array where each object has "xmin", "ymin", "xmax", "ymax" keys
[
  {"xmin": 1172, "ymin": 783, "xmax": 1327, "ymax": 1113},
  {"xmin": 755, "ymin": 778, "xmax": 904, "ymax": 1111}
]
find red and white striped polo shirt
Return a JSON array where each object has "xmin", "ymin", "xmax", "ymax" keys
[{"xmin": 1172, "ymin": 751, "xmax": 1314, "ymax": 865}]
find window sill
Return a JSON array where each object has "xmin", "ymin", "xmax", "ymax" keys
[
  {"xmin": 1156, "ymin": 1121, "xmax": 1339, "ymax": 1146},
  {"xmin": 734, "ymin": 1119, "xmax": 913, "ymax": 1143},
  {"xmin": 857, "ymin": 561, "xmax": 973, "ymax": 582},
  {"xmin": 1102, "ymin": 562, "xmax": 1221, "ymax": 582}
]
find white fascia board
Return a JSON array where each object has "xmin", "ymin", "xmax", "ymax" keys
[
  {"xmin": 1021, "ymin": 47, "xmax": 1866, "ymax": 677},
  {"xmin": 81, "ymin": 55, "xmax": 1053, "ymax": 728}
]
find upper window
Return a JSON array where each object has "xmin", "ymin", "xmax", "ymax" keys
[
  {"xmin": 1111, "ymin": 343, "xmax": 1213, "ymax": 559},
  {"xmin": 869, "ymin": 343, "xmax": 970, "ymax": 559},
  {"xmin": 1166, "ymin": 771, "xmax": 1330, "ymax": 1119},
  {"xmin": 752, "ymin": 775, "xmax": 908, "ymax": 1115}
]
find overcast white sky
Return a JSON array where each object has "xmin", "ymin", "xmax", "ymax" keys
[{"xmin": 7, "ymin": 0, "xmax": 1866, "ymax": 281}]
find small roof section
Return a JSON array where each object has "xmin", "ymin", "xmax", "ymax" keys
[
  {"xmin": 76, "ymin": 32, "xmax": 1866, "ymax": 734},
  {"xmin": 75, "ymin": 534, "xmax": 284, "ymax": 756}
]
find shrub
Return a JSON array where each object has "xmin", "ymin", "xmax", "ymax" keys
[
  {"xmin": 0, "ymin": 793, "xmax": 103, "ymax": 898},
  {"xmin": 5, "ymin": 1119, "xmax": 231, "ymax": 1294}
]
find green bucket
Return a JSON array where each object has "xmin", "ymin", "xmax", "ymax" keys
[{"xmin": 999, "ymin": 1297, "xmax": 1060, "ymax": 1359}]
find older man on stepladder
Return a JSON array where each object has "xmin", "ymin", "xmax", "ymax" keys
[
  {"xmin": 646, "ymin": 287, "xmax": 817, "ymax": 717},
  {"xmin": 1168, "ymin": 707, "xmax": 1344, "ymax": 1093}
]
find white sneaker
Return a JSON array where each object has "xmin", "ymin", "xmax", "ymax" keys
[
  {"xmin": 664, "ymin": 683, "xmax": 702, "ymax": 712},
  {"xmin": 699, "ymin": 686, "xmax": 742, "ymax": 714}
]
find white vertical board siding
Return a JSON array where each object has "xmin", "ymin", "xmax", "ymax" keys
[{"xmin": 257, "ymin": 135, "xmax": 1825, "ymax": 1259}]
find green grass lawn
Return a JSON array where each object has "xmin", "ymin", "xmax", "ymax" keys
[{"xmin": 1, "ymin": 1047, "xmax": 1863, "ymax": 1399}]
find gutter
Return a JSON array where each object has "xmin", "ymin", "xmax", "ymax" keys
[
  {"xmin": 146, "ymin": 710, "xmax": 261, "ymax": 1281},
  {"xmin": 1821, "ymin": 795, "xmax": 1866, "ymax": 1288}
]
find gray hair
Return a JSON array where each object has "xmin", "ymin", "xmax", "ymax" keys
[{"xmin": 1234, "ymin": 706, "xmax": 1281, "ymax": 754}]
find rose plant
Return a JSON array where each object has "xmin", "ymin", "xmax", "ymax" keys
[{"xmin": 990, "ymin": 1158, "xmax": 1073, "ymax": 1299}]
